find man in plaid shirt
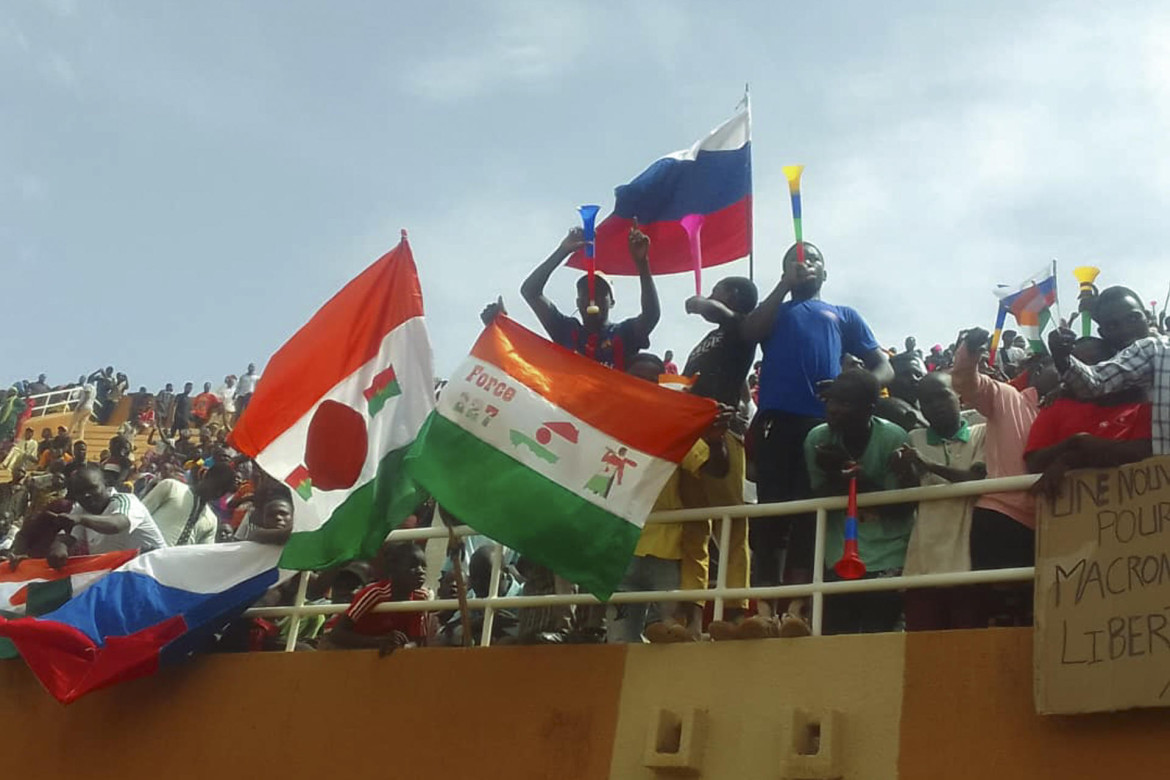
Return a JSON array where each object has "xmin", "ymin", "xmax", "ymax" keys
[{"xmin": 1050, "ymin": 327, "xmax": 1170, "ymax": 455}]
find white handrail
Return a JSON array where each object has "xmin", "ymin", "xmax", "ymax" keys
[
  {"xmin": 24, "ymin": 387, "xmax": 82, "ymax": 418},
  {"xmin": 251, "ymin": 473, "xmax": 1042, "ymax": 646}
]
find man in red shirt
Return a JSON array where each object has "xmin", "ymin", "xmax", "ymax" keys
[
  {"xmin": 1026, "ymin": 337, "xmax": 1152, "ymax": 498},
  {"xmin": 322, "ymin": 542, "xmax": 431, "ymax": 653},
  {"xmin": 191, "ymin": 382, "xmax": 221, "ymax": 427}
]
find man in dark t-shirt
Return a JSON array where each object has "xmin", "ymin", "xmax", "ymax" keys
[
  {"xmin": 521, "ymin": 223, "xmax": 659, "ymax": 371},
  {"xmin": 680, "ymin": 276, "xmax": 760, "ymax": 633},
  {"xmin": 172, "ymin": 382, "xmax": 194, "ymax": 435}
]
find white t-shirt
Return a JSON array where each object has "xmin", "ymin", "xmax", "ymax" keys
[
  {"xmin": 236, "ymin": 373, "xmax": 258, "ymax": 396},
  {"xmin": 78, "ymin": 383, "xmax": 96, "ymax": 410},
  {"xmin": 69, "ymin": 489, "xmax": 167, "ymax": 554},
  {"xmin": 216, "ymin": 385, "xmax": 237, "ymax": 414},
  {"xmin": 141, "ymin": 478, "xmax": 218, "ymax": 546}
]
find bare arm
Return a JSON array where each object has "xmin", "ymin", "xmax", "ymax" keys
[
  {"xmin": 326, "ymin": 616, "xmax": 412, "ymax": 653},
  {"xmin": 628, "ymin": 224, "xmax": 660, "ymax": 340},
  {"xmin": 741, "ymin": 277, "xmax": 792, "ymax": 344},
  {"xmin": 70, "ymin": 512, "xmax": 131, "ymax": 536},
  {"xmin": 685, "ymin": 296, "xmax": 738, "ymax": 328},
  {"xmin": 326, "ymin": 616, "xmax": 388, "ymax": 649},
  {"xmin": 520, "ymin": 229, "xmax": 585, "ymax": 337},
  {"xmin": 860, "ymin": 347, "xmax": 895, "ymax": 389}
]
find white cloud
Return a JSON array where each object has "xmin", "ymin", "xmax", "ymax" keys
[{"xmin": 403, "ymin": 0, "xmax": 590, "ymax": 101}]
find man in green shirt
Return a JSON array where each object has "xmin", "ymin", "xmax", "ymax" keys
[{"xmin": 804, "ymin": 369, "xmax": 917, "ymax": 634}]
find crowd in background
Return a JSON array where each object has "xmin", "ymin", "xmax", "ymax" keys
[{"xmin": 1, "ymin": 224, "xmax": 1167, "ymax": 652}]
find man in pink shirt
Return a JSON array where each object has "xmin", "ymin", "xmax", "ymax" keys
[{"xmin": 952, "ymin": 327, "xmax": 1058, "ymax": 625}]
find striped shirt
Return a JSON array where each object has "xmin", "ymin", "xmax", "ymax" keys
[
  {"xmin": 69, "ymin": 489, "xmax": 168, "ymax": 555},
  {"xmin": 344, "ymin": 580, "xmax": 431, "ymax": 639},
  {"xmin": 1062, "ymin": 336, "xmax": 1170, "ymax": 456}
]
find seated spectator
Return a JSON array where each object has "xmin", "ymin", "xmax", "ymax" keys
[
  {"xmin": 216, "ymin": 522, "xmax": 237, "ymax": 543},
  {"xmin": 805, "ymin": 369, "xmax": 916, "ymax": 635},
  {"xmin": 0, "ymin": 507, "xmax": 18, "ymax": 553},
  {"xmin": 101, "ymin": 435, "xmax": 134, "ymax": 488},
  {"xmin": 0, "ymin": 467, "xmax": 30, "ymax": 533},
  {"xmin": 235, "ymin": 484, "xmax": 295, "ymax": 545},
  {"xmin": 894, "ymin": 372, "xmax": 988, "ymax": 631},
  {"xmin": 330, "ymin": 561, "xmax": 374, "ymax": 605},
  {"xmin": 36, "ymin": 435, "xmax": 73, "ymax": 472},
  {"xmin": 142, "ymin": 463, "xmax": 237, "ymax": 546},
  {"xmin": 62, "ymin": 441, "xmax": 88, "ymax": 479},
  {"xmin": 38, "ymin": 464, "xmax": 167, "ymax": 567},
  {"xmin": 1026, "ymin": 336, "xmax": 1152, "ymax": 498},
  {"xmin": 2, "ymin": 428, "xmax": 38, "ymax": 472},
  {"xmin": 320, "ymin": 542, "xmax": 432, "ymax": 653},
  {"xmin": 35, "ymin": 427, "xmax": 52, "ymax": 456},
  {"xmin": 132, "ymin": 389, "xmax": 156, "ymax": 433},
  {"xmin": 437, "ymin": 545, "xmax": 522, "ymax": 646}
]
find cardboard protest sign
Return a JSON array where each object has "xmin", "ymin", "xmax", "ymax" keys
[{"xmin": 1035, "ymin": 456, "xmax": 1170, "ymax": 714}]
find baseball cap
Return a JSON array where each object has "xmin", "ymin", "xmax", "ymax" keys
[{"xmin": 575, "ymin": 271, "xmax": 613, "ymax": 298}]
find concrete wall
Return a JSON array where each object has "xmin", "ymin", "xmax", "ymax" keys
[{"xmin": 1, "ymin": 628, "xmax": 1168, "ymax": 779}]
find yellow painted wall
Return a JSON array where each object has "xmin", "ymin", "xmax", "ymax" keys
[
  {"xmin": 0, "ymin": 645, "xmax": 626, "ymax": 780},
  {"xmin": 1, "ymin": 629, "xmax": 1169, "ymax": 779},
  {"xmin": 609, "ymin": 634, "xmax": 905, "ymax": 779}
]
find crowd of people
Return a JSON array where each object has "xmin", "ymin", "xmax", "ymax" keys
[{"xmin": 1, "ymin": 221, "xmax": 1165, "ymax": 653}]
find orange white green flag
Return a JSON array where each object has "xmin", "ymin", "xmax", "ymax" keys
[
  {"xmin": 405, "ymin": 316, "xmax": 717, "ymax": 598},
  {"xmin": 230, "ymin": 233, "xmax": 435, "ymax": 569}
]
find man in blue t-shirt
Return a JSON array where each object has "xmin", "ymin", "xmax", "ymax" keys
[
  {"xmin": 740, "ymin": 242, "xmax": 893, "ymax": 614},
  {"xmin": 520, "ymin": 223, "xmax": 660, "ymax": 371}
]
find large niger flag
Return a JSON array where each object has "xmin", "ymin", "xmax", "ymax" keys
[
  {"xmin": 231, "ymin": 235, "xmax": 435, "ymax": 569},
  {"xmin": 406, "ymin": 317, "xmax": 717, "ymax": 598}
]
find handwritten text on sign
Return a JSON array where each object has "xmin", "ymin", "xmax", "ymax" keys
[{"xmin": 1035, "ymin": 456, "xmax": 1170, "ymax": 714}]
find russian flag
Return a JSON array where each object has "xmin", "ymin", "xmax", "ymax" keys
[
  {"xmin": 0, "ymin": 543, "xmax": 282, "ymax": 703},
  {"xmin": 569, "ymin": 110, "xmax": 751, "ymax": 276}
]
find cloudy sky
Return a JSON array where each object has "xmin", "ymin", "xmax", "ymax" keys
[{"xmin": 4, "ymin": 0, "xmax": 1170, "ymax": 389}]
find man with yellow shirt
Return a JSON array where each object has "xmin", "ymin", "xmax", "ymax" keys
[{"xmin": 607, "ymin": 353, "xmax": 730, "ymax": 644}]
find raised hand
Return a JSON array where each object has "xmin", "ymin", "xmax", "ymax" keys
[
  {"xmin": 628, "ymin": 218, "xmax": 650, "ymax": 268},
  {"xmin": 559, "ymin": 227, "xmax": 587, "ymax": 256},
  {"xmin": 1047, "ymin": 327, "xmax": 1078, "ymax": 371}
]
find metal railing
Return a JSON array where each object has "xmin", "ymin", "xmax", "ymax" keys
[
  {"xmin": 248, "ymin": 473, "xmax": 1041, "ymax": 651},
  {"xmin": 24, "ymin": 388, "xmax": 82, "ymax": 418}
]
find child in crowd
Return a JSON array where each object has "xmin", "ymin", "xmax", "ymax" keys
[
  {"xmin": 681, "ymin": 276, "xmax": 760, "ymax": 639},
  {"xmin": 321, "ymin": 541, "xmax": 433, "ymax": 654},
  {"xmin": 893, "ymin": 372, "xmax": 988, "ymax": 631},
  {"xmin": 805, "ymin": 369, "xmax": 916, "ymax": 635},
  {"xmin": 607, "ymin": 353, "xmax": 731, "ymax": 643}
]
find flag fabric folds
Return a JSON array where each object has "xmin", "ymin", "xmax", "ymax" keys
[
  {"xmin": 994, "ymin": 262, "xmax": 1058, "ymax": 353},
  {"xmin": 0, "ymin": 543, "xmax": 283, "ymax": 703},
  {"xmin": 406, "ymin": 317, "xmax": 718, "ymax": 599},
  {"xmin": 568, "ymin": 110, "xmax": 751, "ymax": 276},
  {"xmin": 230, "ymin": 235, "xmax": 435, "ymax": 570}
]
